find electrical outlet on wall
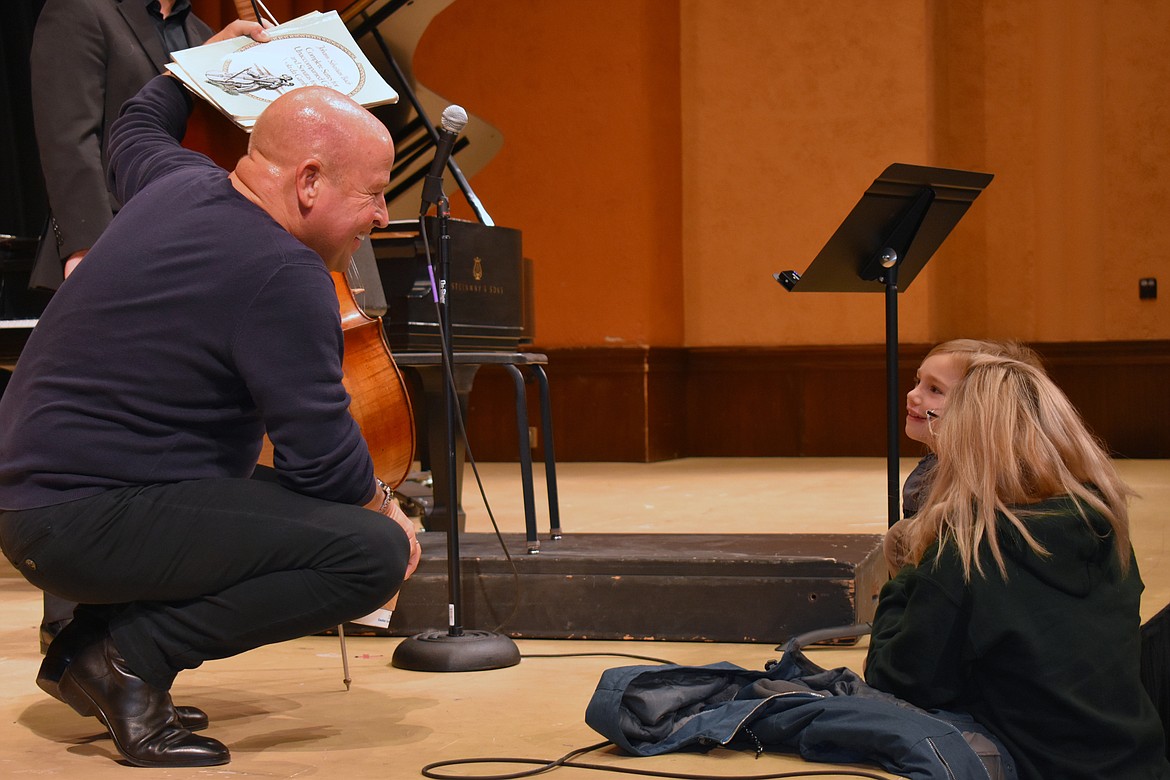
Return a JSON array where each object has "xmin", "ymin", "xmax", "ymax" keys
[{"xmin": 1139, "ymin": 278, "xmax": 1157, "ymax": 300}]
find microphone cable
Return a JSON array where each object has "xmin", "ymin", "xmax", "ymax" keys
[{"xmin": 420, "ymin": 738, "xmax": 892, "ymax": 780}]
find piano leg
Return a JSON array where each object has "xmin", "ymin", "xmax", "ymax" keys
[{"xmin": 404, "ymin": 362, "xmax": 480, "ymax": 533}]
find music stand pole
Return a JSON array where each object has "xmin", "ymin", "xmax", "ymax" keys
[{"xmin": 881, "ymin": 253, "xmax": 900, "ymax": 528}]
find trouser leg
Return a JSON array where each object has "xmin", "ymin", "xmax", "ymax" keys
[
  {"xmin": 43, "ymin": 591, "xmax": 76, "ymax": 624},
  {"xmin": 39, "ymin": 590, "xmax": 78, "ymax": 654},
  {"xmin": 0, "ymin": 478, "xmax": 409, "ymax": 689}
]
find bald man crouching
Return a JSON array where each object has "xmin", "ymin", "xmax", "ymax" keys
[{"xmin": 0, "ymin": 31, "xmax": 420, "ymax": 769}]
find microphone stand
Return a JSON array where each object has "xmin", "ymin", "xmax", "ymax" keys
[{"xmin": 391, "ymin": 188, "xmax": 520, "ymax": 672}]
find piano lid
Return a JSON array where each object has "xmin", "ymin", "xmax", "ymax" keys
[{"xmin": 342, "ymin": 0, "xmax": 502, "ymax": 222}]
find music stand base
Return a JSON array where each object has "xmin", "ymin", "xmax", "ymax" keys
[{"xmin": 391, "ymin": 629, "xmax": 521, "ymax": 672}]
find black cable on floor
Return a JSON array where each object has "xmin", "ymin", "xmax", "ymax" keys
[
  {"xmin": 520, "ymin": 651, "xmax": 681, "ymax": 665},
  {"xmin": 420, "ymin": 739, "xmax": 893, "ymax": 780}
]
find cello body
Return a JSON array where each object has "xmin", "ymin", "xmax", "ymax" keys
[
  {"xmin": 331, "ymin": 271, "xmax": 415, "ymax": 488},
  {"xmin": 257, "ymin": 272, "xmax": 415, "ymax": 489}
]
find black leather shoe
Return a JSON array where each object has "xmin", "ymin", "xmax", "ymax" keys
[
  {"xmin": 37, "ymin": 619, "xmax": 210, "ymax": 732},
  {"xmin": 57, "ymin": 633, "xmax": 229, "ymax": 768}
]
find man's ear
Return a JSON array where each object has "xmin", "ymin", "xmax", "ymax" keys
[{"xmin": 295, "ymin": 159, "xmax": 324, "ymax": 210}]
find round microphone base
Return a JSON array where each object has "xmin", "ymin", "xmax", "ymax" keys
[{"xmin": 391, "ymin": 628, "xmax": 520, "ymax": 672}]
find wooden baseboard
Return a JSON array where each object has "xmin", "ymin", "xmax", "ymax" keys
[
  {"xmin": 457, "ymin": 341, "xmax": 1170, "ymax": 462},
  {"xmin": 1029, "ymin": 341, "xmax": 1170, "ymax": 459},
  {"xmin": 462, "ymin": 346, "xmax": 686, "ymax": 462}
]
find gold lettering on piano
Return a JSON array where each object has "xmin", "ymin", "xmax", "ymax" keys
[{"xmin": 451, "ymin": 282, "xmax": 506, "ymax": 295}]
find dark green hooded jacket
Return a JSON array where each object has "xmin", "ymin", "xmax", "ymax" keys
[{"xmin": 866, "ymin": 496, "xmax": 1169, "ymax": 779}]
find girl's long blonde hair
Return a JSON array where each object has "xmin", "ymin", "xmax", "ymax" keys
[{"xmin": 898, "ymin": 351, "xmax": 1134, "ymax": 580}]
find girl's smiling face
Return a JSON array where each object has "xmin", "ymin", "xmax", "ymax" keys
[{"xmin": 906, "ymin": 353, "xmax": 964, "ymax": 445}]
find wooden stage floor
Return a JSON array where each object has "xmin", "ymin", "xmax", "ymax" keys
[{"xmin": 1, "ymin": 457, "xmax": 1167, "ymax": 779}]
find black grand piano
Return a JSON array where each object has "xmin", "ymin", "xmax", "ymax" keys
[
  {"xmin": 0, "ymin": 236, "xmax": 49, "ymax": 366},
  {"xmin": 4, "ymin": 0, "xmax": 531, "ymax": 359},
  {"xmin": 3, "ymin": 0, "xmax": 530, "ymax": 349}
]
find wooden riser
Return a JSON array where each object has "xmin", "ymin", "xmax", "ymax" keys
[{"xmin": 385, "ymin": 532, "xmax": 886, "ymax": 645}]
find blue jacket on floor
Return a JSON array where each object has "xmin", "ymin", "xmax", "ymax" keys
[{"xmin": 584, "ymin": 647, "xmax": 996, "ymax": 780}]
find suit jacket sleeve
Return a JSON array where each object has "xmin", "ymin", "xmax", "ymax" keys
[
  {"xmin": 30, "ymin": 0, "xmax": 121, "ymax": 260},
  {"xmin": 29, "ymin": 0, "xmax": 213, "ymax": 278}
]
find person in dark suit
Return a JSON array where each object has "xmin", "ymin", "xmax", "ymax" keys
[
  {"xmin": 26, "ymin": 0, "xmax": 223, "ymax": 653},
  {"xmin": 29, "ymin": 0, "xmax": 213, "ymax": 290}
]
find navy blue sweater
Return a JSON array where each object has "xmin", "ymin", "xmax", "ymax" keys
[{"xmin": 0, "ymin": 75, "xmax": 375, "ymax": 509}]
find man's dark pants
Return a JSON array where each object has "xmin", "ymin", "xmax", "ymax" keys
[{"xmin": 0, "ymin": 478, "xmax": 408, "ymax": 689}]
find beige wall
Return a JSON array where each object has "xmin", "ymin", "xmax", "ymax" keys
[
  {"xmin": 927, "ymin": 0, "xmax": 1170, "ymax": 344},
  {"xmin": 678, "ymin": 0, "xmax": 937, "ymax": 346},
  {"xmin": 415, "ymin": 0, "xmax": 686, "ymax": 347},
  {"xmin": 420, "ymin": 0, "xmax": 1170, "ymax": 347},
  {"xmin": 198, "ymin": 0, "xmax": 1170, "ymax": 348}
]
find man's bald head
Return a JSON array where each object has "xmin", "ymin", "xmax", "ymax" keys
[
  {"xmin": 230, "ymin": 87, "xmax": 394, "ymax": 270},
  {"xmin": 248, "ymin": 86, "xmax": 391, "ymax": 174}
]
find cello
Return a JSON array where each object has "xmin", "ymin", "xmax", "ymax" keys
[
  {"xmin": 330, "ymin": 268, "xmax": 415, "ymax": 490},
  {"xmin": 256, "ymin": 269, "xmax": 416, "ymax": 491},
  {"xmin": 255, "ymin": 267, "xmax": 415, "ymax": 651}
]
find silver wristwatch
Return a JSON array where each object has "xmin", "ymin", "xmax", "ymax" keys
[{"xmin": 374, "ymin": 477, "xmax": 395, "ymax": 513}]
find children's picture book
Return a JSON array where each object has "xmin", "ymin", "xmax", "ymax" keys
[{"xmin": 167, "ymin": 10, "xmax": 398, "ymax": 131}]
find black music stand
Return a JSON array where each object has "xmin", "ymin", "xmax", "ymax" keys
[{"xmin": 775, "ymin": 163, "xmax": 993, "ymax": 528}]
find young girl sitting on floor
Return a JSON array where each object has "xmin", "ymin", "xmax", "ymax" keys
[{"xmin": 866, "ymin": 350, "xmax": 1169, "ymax": 779}]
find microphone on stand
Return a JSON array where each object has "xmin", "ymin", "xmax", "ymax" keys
[
  {"xmin": 394, "ymin": 100, "xmax": 522, "ymax": 672},
  {"xmin": 419, "ymin": 104, "xmax": 469, "ymax": 216}
]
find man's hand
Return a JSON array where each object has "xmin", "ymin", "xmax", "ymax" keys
[
  {"xmin": 384, "ymin": 499, "xmax": 421, "ymax": 580},
  {"xmin": 205, "ymin": 19, "xmax": 272, "ymax": 46},
  {"xmin": 63, "ymin": 249, "xmax": 87, "ymax": 279},
  {"xmin": 365, "ymin": 483, "xmax": 420, "ymax": 579}
]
